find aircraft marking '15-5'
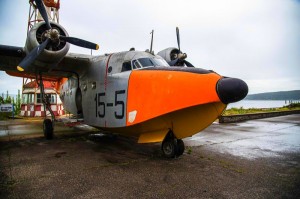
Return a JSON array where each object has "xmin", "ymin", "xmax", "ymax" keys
[{"xmin": 0, "ymin": 0, "xmax": 248, "ymax": 158}]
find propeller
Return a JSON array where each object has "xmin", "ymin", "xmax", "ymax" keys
[
  {"xmin": 168, "ymin": 27, "xmax": 194, "ymax": 67},
  {"xmin": 59, "ymin": 36, "xmax": 99, "ymax": 50},
  {"xmin": 35, "ymin": 0, "xmax": 51, "ymax": 30},
  {"xmin": 176, "ymin": 27, "xmax": 180, "ymax": 52},
  {"xmin": 17, "ymin": 0, "xmax": 99, "ymax": 72},
  {"xmin": 17, "ymin": 38, "xmax": 50, "ymax": 72}
]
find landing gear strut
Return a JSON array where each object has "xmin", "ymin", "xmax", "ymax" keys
[
  {"xmin": 161, "ymin": 131, "xmax": 185, "ymax": 158},
  {"xmin": 43, "ymin": 118, "xmax": 53, "ymax": 139},
  {"xmin": 36, "ymin": 72, "xmax": 55, "ymax": 139}
]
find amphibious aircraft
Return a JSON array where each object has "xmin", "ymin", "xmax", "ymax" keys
[{"xmin": 0, "ymin": 0, "xmax": 248, "ymax": 158}]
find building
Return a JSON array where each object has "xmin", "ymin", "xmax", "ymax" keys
[{"xmin": 20, "ymin": 80, "xmax": 64, "ymax": 117}]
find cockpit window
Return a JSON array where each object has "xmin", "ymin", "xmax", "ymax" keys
[
  {"xmin": 121, "ymin": 61, "xmax": 131, "ymax": 72},
  {"xmin": 132, "ymin": 58, "xmax": 169, "ymax": 69},
  {"xmin": 122, "ymin": 57, "xmax": 169, "ymax": 72},
  {"xmin": 132, "ymin": 60, "xmax": 142, "ymax": 69},
  {"xmin": 137, "ymin": 58, "xmax": 155, "ymax": 67},
  {"xmin": 151, "ymin": 58, "xmax": 169, "ymax": 67}
]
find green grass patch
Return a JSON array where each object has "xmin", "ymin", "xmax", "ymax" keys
[
  {"xmin": 0, "ymin": 113, "xmax": 11, "ymax": 120},
  {"xmin": 223, "ymin": 102, "xmax": 300, "ymax": 116}
]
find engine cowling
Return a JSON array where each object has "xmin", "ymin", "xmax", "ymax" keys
[
  {"xmin": 25, "ymin": 22, "xmax": 70, "ymax": 67},
  {"xmin": 157, "ymin": 47, "xmax": 180, "ymax": 63}
]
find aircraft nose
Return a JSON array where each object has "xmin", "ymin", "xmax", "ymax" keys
[{"xmin": 216, "ymin": 77, "xmax": 248, "ymax": 104}]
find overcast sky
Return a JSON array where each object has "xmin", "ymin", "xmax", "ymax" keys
[{"xmin": 0, "ymin": 0, "xmax": 299, "ymax": 95}]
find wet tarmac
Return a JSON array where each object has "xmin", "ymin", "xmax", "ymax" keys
[
  {"xmin": 0, "ymin": 114, "xmax": 299, "ymax": 198},
  {"xmin": 1, "ymin": 115, "xmax": 299, "ymax": 160},
  {"xmin": 185, "ymin": 114, "xmax": 300, "ymax": 159},
  {"xmin": 0, "ymin": 117, "xmax": 97, "ymax": 139}
]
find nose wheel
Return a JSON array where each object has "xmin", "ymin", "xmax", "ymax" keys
[{"xmin": 161, "ymin": 132, "xmax": 185, "ymax": 158}]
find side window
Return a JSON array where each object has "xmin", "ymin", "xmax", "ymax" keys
[
  {"xmin": 121, "ymin": 61, "xmax": 132, "ymax": 72},
  {"xmin": 22, "ymin": 94, "xmax": 28, "ymax": 104},
  {"xmin": 132, "ymin": 60, "xmax": 142, "ymax": 69},
  {"xmin": 50, "ymin": 94, "xmax": 57, "ymax": 104},
  {"xmin": 28, "ymin": 93, "xmax": 34, "ymax": 104},
  {"xmin": 45, "ymin": 94, "xmax": 57, "ymax": 104},
  {"xmin": 37, "ymin": 94, "xmax": 42, "ymax": 103}
]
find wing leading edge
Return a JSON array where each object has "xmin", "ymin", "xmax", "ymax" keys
[{"xmin": 0, "ymin": 44, "xmax": 94, "ymax": 80}]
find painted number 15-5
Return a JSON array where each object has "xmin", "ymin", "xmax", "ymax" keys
[{"xmin": 94, "ymin": 90, "xmax": 126, "ymax": 119}]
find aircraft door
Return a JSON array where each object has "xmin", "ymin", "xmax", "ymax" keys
[{"xmin": 75, "ymin": 88, "xmax": 83, "ymax": 117}]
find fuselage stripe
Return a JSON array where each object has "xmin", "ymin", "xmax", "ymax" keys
[{"xmin": 105, "ymin": 54, "xmax": 114, "ymax": 91}]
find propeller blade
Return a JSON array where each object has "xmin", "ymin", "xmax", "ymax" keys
[
  {"xmin": 60, "ymin": 36, "xmax": 99, "ymax": 50},
  {"xmin": 183, "ymin": 60, "xmax": 194, "ymax": 67},
  {"xmin": 35, "ymin": 0, "xmax": 52, "ymax": 30},
  {"xmin": 176, "ymin": 27, "xmax": 180, "ymax": 52},
  {"xmin": 168, "ymin": 58, "xmax": 179, "ymax": 66},
  {"xmin": 17, "ymin": 38, "xmax": 50, "ymax": 72}
]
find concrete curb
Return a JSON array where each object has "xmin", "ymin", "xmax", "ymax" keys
[{"xmin": 218, "ymin": 110, "xmax": 300, "ymax": 123}]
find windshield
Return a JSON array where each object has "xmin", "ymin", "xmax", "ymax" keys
[
  {"xmin": 151, "ymin": 58, "xmax": 169, "ymax": 66},
  {"xmin": 132, "ymin": 57, "xmax": 169, "ymax": 69}
]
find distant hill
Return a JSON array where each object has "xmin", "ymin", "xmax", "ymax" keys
[{"xmin": 246, "ymin": 90, "xmax": 300, "ymax": 100}]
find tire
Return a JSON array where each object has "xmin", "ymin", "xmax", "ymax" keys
[
  {"xmin": 176, "ymin": 139, "xmax": 185, "ymax": 157},
  {"xmin": 162, "ymin": 139, "xmax": 177, "ymax": 158},
  {"xmin": 43, "ymin": 119, "xmax": 53, "ymax": 140}
]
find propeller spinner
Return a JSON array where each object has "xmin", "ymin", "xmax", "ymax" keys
[{"xmin": 17, "ymin": 0, "xmax": 99, "ymax": 72}]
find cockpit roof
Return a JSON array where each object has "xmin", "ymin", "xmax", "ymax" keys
[
  {"xmin": 123, "ymin": 51, "xmax": 159, "ymax": 61},
  {"xmin": 108, "ymin": 51, "xmax": 169, "ymax": 74}
]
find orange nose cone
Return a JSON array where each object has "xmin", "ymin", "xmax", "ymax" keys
[{"xmin": 126, "ymin": 68, "xmax": 222, "ymax": 126}]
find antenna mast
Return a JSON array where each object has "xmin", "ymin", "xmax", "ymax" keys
[{"xmin": 150, "ymin": 30, "xmax": 154, "ymax": 54}]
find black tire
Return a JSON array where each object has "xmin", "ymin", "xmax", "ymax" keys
[
  {"xmin": 162, "ymin": 138, "xmax": 177, "ymax": 158},
  {"xmin": 43, "ymin": 119, "xmax": 53, "ymax": 140},
  {"xmin": 176, "ymin": 139, "xmax": 185, "ymax": 157}
]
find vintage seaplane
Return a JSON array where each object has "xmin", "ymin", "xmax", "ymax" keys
[{"xmin": 0, "ymin": 0, "xmax": 248, "ymax": 158}]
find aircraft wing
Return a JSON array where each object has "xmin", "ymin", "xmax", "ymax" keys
[
  {"xmin": 0, "ymin": 44, "xmax": 93, "ymax": 81},
  {"xmin": 0, "ymin": 45, "xmax": 26, "ymax": 72}
]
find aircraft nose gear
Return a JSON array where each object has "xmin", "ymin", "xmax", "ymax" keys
[{"xmin": 162, "ymin": 132, "xmax": 185, "ymax": 158}]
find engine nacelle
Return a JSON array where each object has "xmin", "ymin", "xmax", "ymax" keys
[
  {"xmin": 25, "ymin": 22, "xmax": 70, "ymax": 68},
  {"xmin": 157, "ymin": 47, "xmax": 180, "ymax": 63}
]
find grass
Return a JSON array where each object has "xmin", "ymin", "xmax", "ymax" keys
[
  {"xmin": 187, "ymin": 147, "xmax": 192, "ymax": 155},
  {"xmin": 223, "ymin": 102, "xmax": 300, "ymax": 116},
  {"xmin": 0, "ymin": 113, "xmax": 11, "ymax": 120}
]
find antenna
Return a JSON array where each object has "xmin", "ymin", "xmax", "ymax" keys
[{"xmin": 150, "ymin": 30, "xmax": 154, "ymax": 54}]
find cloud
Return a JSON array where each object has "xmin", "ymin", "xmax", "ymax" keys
[
  {"xmin": 0, "ymin": 0, "xmax": 299, "ymax": 94},
  {"xmin": 0, "ymin": 72, "xmax": 23, "ymax": 95}
]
